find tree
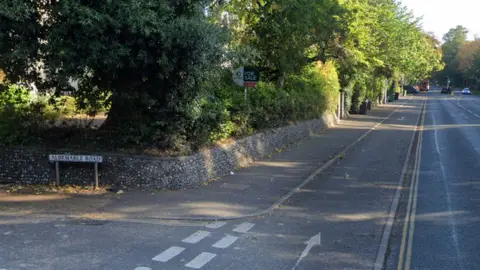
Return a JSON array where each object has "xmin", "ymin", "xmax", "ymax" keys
[
  {"xmin": 0, "ymin": 0, "xmax": 227, "ymax": 147},
  {"xmin": 434, "ymin": 25, "xmax": 469, "ymax": 86},
  {"xmin": 443, "ymin": 26, "xmax": 469, "ymax": 63},
  {"xmin": 211, "ymin": 0, "xmax": 344, "ymax": 88},
  {"xmin": 0, "ymin": 0, "xmax": 446, "ymax": 150},
  {"xmin": 332, "ymin": 0, "xmax": 441, "ymax": 111},
  {"xmin": 456, "ymin": 40, "xmax": 480, "ymax": 88}
]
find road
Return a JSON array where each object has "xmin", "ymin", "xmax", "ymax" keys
[
  {"xmin": 1, "ymin": 90, "xmax": 480, "ymax": 270},
  {"xmin": 387, "ymin": 89, "xmax": 480, "ymax": 270}
]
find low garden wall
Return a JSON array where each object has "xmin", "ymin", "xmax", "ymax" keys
[{"xmin": 0, "ymin": 113, "xmax": 338, "ymax": 189}]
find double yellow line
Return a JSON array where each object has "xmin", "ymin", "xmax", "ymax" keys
[{"xmin": 397, "ymin": 99, "xmax": 427, "ymax": 270}]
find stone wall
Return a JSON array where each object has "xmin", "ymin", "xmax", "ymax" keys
[{"xmin": 0, "ymin": 113, "xmax": 338, "ymax": 189}]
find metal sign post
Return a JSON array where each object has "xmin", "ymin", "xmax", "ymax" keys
[
  {"xmin": 49, "ymin": 154, "xmax": 103, "ymax": 189},
  {"xmin": 384, "ymin": 79, "xmax": 389, "ymax": 104},
  {"xmin": 233, "ymin": 66, "xmax": 260, "ymax": 111},
  {"xmin": 244, "ymin": 87, "xmax": 249, "ymax": 112}
]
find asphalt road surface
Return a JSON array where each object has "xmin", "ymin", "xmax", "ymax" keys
[
  {"xmin": 387, "ymin": 89, "xmax": 480, "ymax": 270},
  {"xmin": 2, "ymin": 90, "xmax": 480, "ymax": 270}
]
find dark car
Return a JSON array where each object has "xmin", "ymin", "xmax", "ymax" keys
[
  {"xmin": 441, "ymin": 87, "xmax": 451, "ymax": 94},
  {"xmin": 403, "ymin": 85, "xmax": 418, "ymax": 94}
]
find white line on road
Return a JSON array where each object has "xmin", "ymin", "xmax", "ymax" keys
[
  {"xmin": 134, "ymin": 267, "xmax": 152, "ymax": 270},
  {"xmin": 182, "ymin": 230, "xmax": 211, "ymax": 244},
  {"xmin": 431, "ymin": 109, "xmax": 463, "ymax": 269},
  {"xmin": 185, "ymin": 252, "xmax": 217, "ymax": 269},
  {"xmin": 233, "ymin": 222, "xmax": 255, "ymax": 233},
  {"xmin": 152, "ymin": 246, "xmax": 185, "ymax": 262},
  {"xmin": 205, "ymin": 221, "xmax": 228, "ymax": 229},
  {"xmin": 292, "ymin": 233, "xmax": 321, "ymax": 270},
  {"xmin": 212, "ymin": 235, "xmax": 239, "ymax": 249},
  {"xmin": 373, "ymin": 97, "xmax": 425, "ymax": 270},
  {"xmin": 452, "ymin": 100, "xmax": 480, "ymax": 118}
]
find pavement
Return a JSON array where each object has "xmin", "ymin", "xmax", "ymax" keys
[{"xmin": 0, "ymin": 93, "xmax": 439, "ymax": 270}]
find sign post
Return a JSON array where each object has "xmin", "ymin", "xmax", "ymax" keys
[
  {"xmin": 49, "ymin": 154, "xmax": 103, "ymax": 189},
  {"xmin": 233, "ymin": 66, "xmax": 260, "ymax": 111},
  {"xmin": 384, "ymin": 79, "xmax": 389, "ymax": 104}
]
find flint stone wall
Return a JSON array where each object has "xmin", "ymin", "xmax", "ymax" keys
[{"xmin": 0, "ymin": 113, "xmax": 338, "ymax": 189}]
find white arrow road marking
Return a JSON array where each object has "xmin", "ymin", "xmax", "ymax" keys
[{"xmin": 292, "ymin": 233, "xmax": 321, "ymax": 270}]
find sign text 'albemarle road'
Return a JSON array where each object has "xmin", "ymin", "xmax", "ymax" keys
[{"xmin": 48, "ymin": 154, "xmax": 103, "ymax": 163}]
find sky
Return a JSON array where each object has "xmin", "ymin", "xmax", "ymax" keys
[{"xmin": 399, "ymin": 0, "xmax": 479, "ymax": 42}]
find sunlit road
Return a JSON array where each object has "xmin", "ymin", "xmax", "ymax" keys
[{"xmin": 387, "ymin": 89, "xmax": 480, "ymax": 270}]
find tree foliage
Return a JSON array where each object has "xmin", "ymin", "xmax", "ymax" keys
[
  {"xmin": 433, "ymin": 26, "xmax": 480, "ymax": 89},
  {"xmin": 1, "ymin": 0, "xmax": 227, "ymax": 149},
  {"xmin": 433, "ymin": 25, "xmax": 469, "ymax": 86},
  {"xmin": 0, "ymin": 0, "xmax": 443, "ymax": 153},
  {"xmin": 331, "ymin": 0, "xmax": 442, "ymax": 111}
]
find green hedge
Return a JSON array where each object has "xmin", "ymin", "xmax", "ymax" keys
[{"xmin": 196, "ymin": 61, "xmax": 340, "ymax": 147}]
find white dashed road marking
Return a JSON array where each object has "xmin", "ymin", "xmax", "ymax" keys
[
  {"xmin": 212, "ymin": 235, "xmax": 238, "ymax": 249},
  {"xmin": 152, "ymin": 246, "xmax": 185, "ymax": 262},
  {"xmin": 182, "ymin": 230, "xmax": 211, "ymax": 244},
  {"xmin": 185, "ymin": 252, "xmax": 217, "ymax": 269},
  {"xmin": 205, "ymin": 221, "xmax": 228, "ymax": 229},
  {"xmin": 140, "ymin": 222, "xmax": 255, "ymax": 269},
  {"xmin": 233, "ymin": 222, "xmax": 255, "ymax": 233}
]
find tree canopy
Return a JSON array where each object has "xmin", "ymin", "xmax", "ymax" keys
[
  {"xmin": 432, "ymin": 25, "xmax": 480, "ymax": 89},
  {"xmin": 433, "ymin": 25, "xmax": 469, "ymax": 86},
  {"xmin": 0, "ymin": 0, "xmax": 444, "ymax": 153}
]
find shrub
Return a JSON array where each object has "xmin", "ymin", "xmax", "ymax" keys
[
  {"xmin": 200, "ymin": 61, "xmax": 340, "ymax": 146},
  {"xmin": 0, "ymin": 84, "xmax": 45, "ymax": 145},
  {"xmin": 350, "ymin": 79, "xmax": 367, "ymax": 113}
]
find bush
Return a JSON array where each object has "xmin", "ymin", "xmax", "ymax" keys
[
  {"xmin": 0, "ymin": 84, "xmax": 97, "ymax": 146},
  {"xmin": 366, "ymin": 76, "xmax": 387, "ymax": 103},
  {"xmin": 315, "ymin": 61, "xmax": 341, "ymax": 112},
  {"xmin": 0, "ymin": 84, "xmax": 45, "ymax": 145},
  {"xmin": 190, "ymin": 61, "xmax": 340, "ymax": 148},
  {"xmin": 350, "ymin": 80, "xmax": 367, "ymax": 113}
]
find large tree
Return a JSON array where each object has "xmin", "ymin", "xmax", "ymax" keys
[
  {"xmin": 0, "ymin": 0, "xmax": 226, "ymax": 146},
  {"xmin": 456, "ymin": 40, "xmax": 480, "ymax": 88},
  {"xmin": 333, "ymin": 0, "xmax": 442, "ymax": 110},
  {"xmin": 434, "ymin": 25, "xmax": 469, "ymax": 86},
  {"xmin": 210, "ymin": 0, "xmax": 345, "ymax": 88}
]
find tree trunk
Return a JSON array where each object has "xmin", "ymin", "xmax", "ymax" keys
[
  {"xmin": 276, "ymin": 70, "xmax": 285, "ymax": 89},
  {"xmin": 101, "ymin": 91, "xmax": 148, "ymax": 133}
]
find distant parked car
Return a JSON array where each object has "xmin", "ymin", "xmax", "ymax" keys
[
  {"xmin": 403, "ymin": 85, "xmax": 418, "ymax": 94},
  {"xmin": 441, "ymin": 87, "xmax": 450, "ymax": 94},
  {"xmin": 462, "ymin": 88, "xmax": 471, "ymax": 95}
]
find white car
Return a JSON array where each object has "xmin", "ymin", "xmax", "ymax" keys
[{"xmin": 462, "ymin": 88, "xmax": 471, "ymax": 95}]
